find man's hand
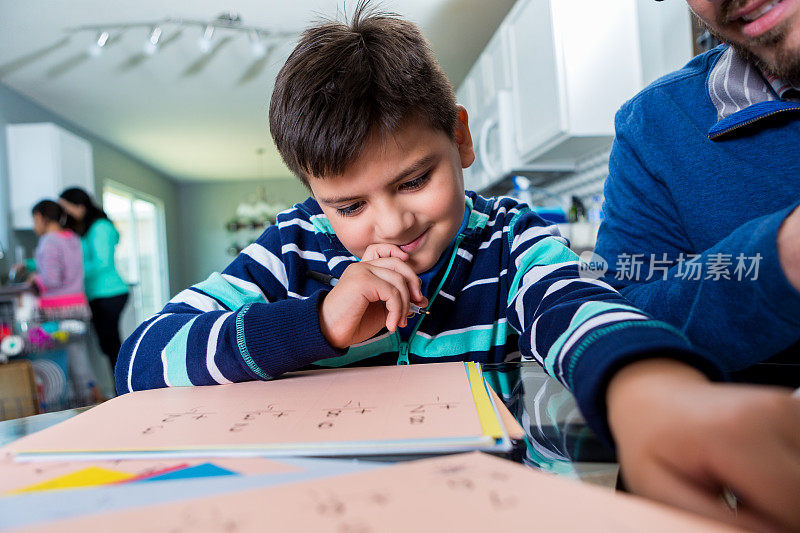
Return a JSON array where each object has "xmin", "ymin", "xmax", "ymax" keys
[
  {"xmin": 318, "ymin": 254, "xmax": 427, "ymax": 349},
  {"xmin": 778, "ymin": 204, "xmax": 800, "ymax": 292},
  {"xmin": 607, "ymin": 358, "xmax": 800, "ymax": 532}
]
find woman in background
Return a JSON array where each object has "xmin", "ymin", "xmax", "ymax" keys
[
  {"xmin": 17, "ymin": 200, "xmax": 99, "ymax": 403},
  {"xmin": 58, "ymin": 188, "xmax": 129, "ymax": 375}
]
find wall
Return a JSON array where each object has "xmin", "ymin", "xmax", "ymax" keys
[
  {"xmin": 177, "ymin": 178, "xmax": 309, "ymax": 288},
  {"xmin": 0, "ymin": 82, "xmax": 182, "ymax": 294}
]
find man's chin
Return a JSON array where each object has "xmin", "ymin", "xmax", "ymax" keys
[
  {"xmin": 737, "ymin": 40, "xmax": 800, "ymax": 84},
  {"xmin": 707, "ymin": 21, "xmax": 800, "ymax": 84}
]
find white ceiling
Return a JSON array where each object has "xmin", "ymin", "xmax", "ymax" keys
[{"xmin": 0, "ymin": 0, "xmax": 515, "ymax": 182}]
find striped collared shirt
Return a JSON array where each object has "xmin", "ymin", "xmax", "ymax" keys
[
  {"xmin": 708, "ymin": 47, "xmax": 800, "ymax": 120},
  {"xmin": 761, "ymin": 70, "xmax": 800, "ymax": 100}
]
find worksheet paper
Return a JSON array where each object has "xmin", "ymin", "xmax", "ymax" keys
[
  {"xmin": 8, "ymin": 453, "xmax": 739, "ymax": 533},
  {"xmin": 0, "ymin": 458, "xmax": 377, "ymax": 531},
  {"xmin": 0, "ymin": 450, "xmax": 297, "ymax": 494},
  {"xmin": 9, "ymin": 362, "xmax": 509, "ymax": 459}
]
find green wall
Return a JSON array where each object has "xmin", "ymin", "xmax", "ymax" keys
[{"xmin": 177, "ymin": 178, "xmax": 309, "ymax": 287}]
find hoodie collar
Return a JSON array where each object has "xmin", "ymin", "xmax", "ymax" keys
[{"xmin": 706, "ymin": 46, "xmax": 800, "ymax": 140}]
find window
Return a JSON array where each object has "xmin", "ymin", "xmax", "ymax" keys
[{"xmin": 102, "ymin": 183, "xmax": 169, "ymax": 331}]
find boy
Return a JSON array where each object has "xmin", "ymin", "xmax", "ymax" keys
[{"xmin": 118, "ymin": 4, "xmax": 800, "ymax": 530}]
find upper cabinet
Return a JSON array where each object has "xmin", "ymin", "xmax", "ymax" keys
[
  {"xmin": 459, "ymin": 0, "xmax": 693, "ymax": 191},
  {"xmin": 6, "ymin": 123, "xmax": 95, "ymax": 229}
]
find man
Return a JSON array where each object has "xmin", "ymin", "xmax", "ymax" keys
[
  {"xmin": 594, "ymin": 1, "xmax": 800, "ymax": 530},
  {"xmin": 596, "ymin": 0, "xmax": 800, "ymax": 382}
]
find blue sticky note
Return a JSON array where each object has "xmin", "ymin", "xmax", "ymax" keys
[{"xmin": 141, "ymin": 463, "xmax": 237, "ymax": 482}]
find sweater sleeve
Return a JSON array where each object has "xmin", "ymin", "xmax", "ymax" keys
[
  {"xmin": 33, "ymin": 237, "xmax": 64, "ymax": 292},
  {"xmin": 115, "ymin": 224, "xmax": 345, "ymax": 395},
  {"xmin": 594, "ymin": 113, "xmax": 800, "ymax": 372},
  {"xmin": 504, "ymin": 209, "xmax": 722, "ymax": 445},
  {"xmin": 83, "ymin": 220, "xmax": 117, "ymax": 279}
]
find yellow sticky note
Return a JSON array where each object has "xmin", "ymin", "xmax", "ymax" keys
[
  {"xmin": 466, "ymin": 362, "xmax": 504, "ymax": 440},
  {"xmin": 10, "ymin": 466, "xmax": 135, "ymax": 494}
]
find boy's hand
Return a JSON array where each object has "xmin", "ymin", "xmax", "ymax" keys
[
  {"xmin": 607, "ymin": 359, "xmax": 800, "ymax": 532},
  {"xmin": 361, "ymin": 243, "xmax": 410, "ymax": 262},
  {"xmin": 318, "ymin": 256, "xmax": 427, "ymax": 349}
]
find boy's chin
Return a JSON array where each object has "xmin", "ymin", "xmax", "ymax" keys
[{"xmin": 407, "ymin": 250, "xmax": 441, "ymax": 275}]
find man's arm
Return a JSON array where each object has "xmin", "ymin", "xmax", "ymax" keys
[
  {"xmin": 115, "ymin": 225, "xmax": 344, "ymax": 394},
  {"xmin": 595, "ymin": 118, "xmax": 800, "ymax": 370},
  {"xmin": 607, "ymin": 358, "xmax": 800, "ymax": 532},
  {"xmin": 503, "ymin": 208, "xmax": 722, "ymax": 443}
]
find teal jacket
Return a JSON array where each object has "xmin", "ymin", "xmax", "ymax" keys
[{"xmin": 83, "ymin": 218, "xmax": 128, "ymax": 300}]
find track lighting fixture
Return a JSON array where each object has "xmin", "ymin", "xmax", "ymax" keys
[{"xmin": 68, "ymin": 12, "xmax": 293, "ymax": 61}]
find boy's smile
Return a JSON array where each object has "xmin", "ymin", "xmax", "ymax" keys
[{"xmin": 309, "ymin": 108, "xmax": 474, "ymax": 274}]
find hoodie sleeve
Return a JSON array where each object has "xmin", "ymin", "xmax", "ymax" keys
[{"xmin": 116, "ymin": 219, "xmax": 345, "ymax": 395}]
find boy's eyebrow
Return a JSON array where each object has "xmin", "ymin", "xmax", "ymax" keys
[{"xmin": 317, "ymin": 154, "xmax": 438, "ymax": 205}]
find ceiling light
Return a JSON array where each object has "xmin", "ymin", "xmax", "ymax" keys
[
  {"xmin": 249, "ymin": 30, "xmax": 266, "ymax": 59},
  {"xmin": 68, "ymin": 14, "xmax": 296, "ymax": 64},
  {"xmin": 144, "ymin": 26, "xmax": 162, "ymax": 55},
  {"xmin": 88, "ymin": 31, "xmax": 110, "ymax": 57},
  {"xmin": 198, "ymin": 25, "xmax": 215, "ymax": 54}
]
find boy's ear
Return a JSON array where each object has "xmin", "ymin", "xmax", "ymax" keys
[{"xmin": 454, "ymin": 106, "xmax": 475, "ymax": 169}]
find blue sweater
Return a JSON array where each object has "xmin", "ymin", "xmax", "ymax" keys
[
  {"xmin": 595, "ymin": 46, "xmax": 800, "ymax": 377},
  {"xmin": 117, "ymin": 192, "xmax": 719, "ymax": 443}
]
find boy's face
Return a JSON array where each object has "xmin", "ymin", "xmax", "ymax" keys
[{"xmin": 309, "ymin": 107, "xmax": 475, "ymax": 274}]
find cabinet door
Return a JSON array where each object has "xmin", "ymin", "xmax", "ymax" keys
[
  {"xmin": 7, "ymin": 125, "xmax": 58, "ymax": 229},
  {"xmin": 7, "ymin": 123, "xmax": 94, "ymax": 229},
  {"xmin": 456, "ymin": 70, "xmax": 478, "ymax": 119},
  {"xmin": 56, "ymin": 127, "xmax": 95, "ymax": 196},
  {"xmin": 507, "ymin": 0, "xmax": 564, "ymax": 160},
  {"xmin": 483, "ymin": 29, "xmax": 511, "ymax": 96}
]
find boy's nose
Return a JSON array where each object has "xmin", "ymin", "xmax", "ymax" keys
[{"xmin": 374, "ymin": 206, "xmax": 414, "ymax": 241}]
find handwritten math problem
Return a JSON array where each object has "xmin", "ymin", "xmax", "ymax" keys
[
  {"xmin": 13, "ymin": 453, "xmax": 737, "ymax": 533},
  {"xmin": 9, "ymin": 363, "xmax": 491, "ymax": 459}
]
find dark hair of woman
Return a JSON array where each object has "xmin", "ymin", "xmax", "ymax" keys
[
  {"xmin": 31, "ymin": 199, "xmax": 66, "ymax": 225},
  {"xmin": 59, "ymin": 187, "xmax": 108, "ymax": 236}
]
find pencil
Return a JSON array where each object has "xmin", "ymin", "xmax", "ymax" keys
[{"xmin": 306, "ymin": 270, "xmax": 430, "ymax": 316}]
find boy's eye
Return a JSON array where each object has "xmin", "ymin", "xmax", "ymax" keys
[
  {"xmin": 399, "ymin": 172, "xmax": 431, "ymax": 191},
  {"xmin": 336, "ymin": 201, "xmax": 364, "ymax": 217}
]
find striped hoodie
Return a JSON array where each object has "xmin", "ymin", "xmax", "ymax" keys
[{"xmin": 117, "ymin": 191, "xmax": 718, "ymax": 440}]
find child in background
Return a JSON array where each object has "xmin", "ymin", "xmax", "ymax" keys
[
  {"xmin": 118, "ymin": 3, "xmax": 800, "ymax": 530},
  {"xmin": 58, "ymin": 187, "xmax": 129, "ymax": 374},
  {"xmin": 17, "ymin": 200, "xmax": 100, "ymax": 404}
]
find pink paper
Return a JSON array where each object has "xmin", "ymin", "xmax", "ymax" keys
[
  {"xmin": 0, "ymin": 450, "xmax": 297, "ymax": 494},
  {"xmin": 8, "ymin": 363, "xmax": 486, "ymax": 456},
  {"xmin": 10, "ymin": 452, "xmax": 741, "ymax": 533}
]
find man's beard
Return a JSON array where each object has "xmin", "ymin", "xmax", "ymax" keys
[{"xmin": 704, "ymin": 0, "xmax": 800, "ymax": 85}]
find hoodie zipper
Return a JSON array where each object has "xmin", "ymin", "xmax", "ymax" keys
[{"xmin": 709, "ymin": 107, "xmax": 800, "ymax": 140}]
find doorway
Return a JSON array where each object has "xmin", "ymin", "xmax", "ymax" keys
[{"xmin": 102, "ymin": 182, "xmax": 169, "ymax": 339}]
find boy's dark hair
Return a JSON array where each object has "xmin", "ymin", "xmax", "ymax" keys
[
  {"xmin": 32, "ymin": 200, "xmax": 65, "ymax": 225},
  {"xmin": 269, "ymin": 0, "xmax": 458, "ymax": 185}
]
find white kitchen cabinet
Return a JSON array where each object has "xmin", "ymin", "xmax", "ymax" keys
[
  {"xmin": 6, "ymin": 123, "xmax": 95, "ymax": 229},
  {"xmin": 459, "ymin": 30, "xmax": 514, "ymax": 192},
  {"xmin": 458, "ymin": 0, "xmax": 693, "ymax": 187}
]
